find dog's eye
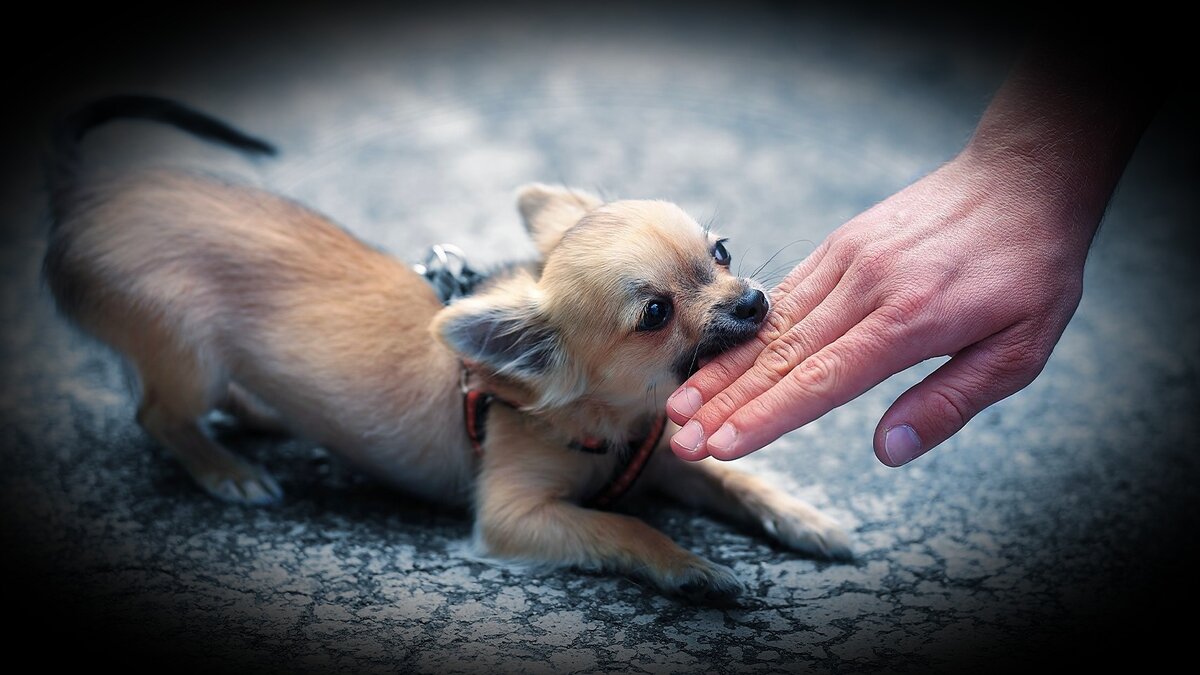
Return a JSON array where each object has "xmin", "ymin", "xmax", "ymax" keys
[
  {"xmin": 712, "ymin": 239, "xmax": 731, "ymax": 267},
  {"xmin": 637, "ymin": 299, "xmax": 672, "ymax": 331}
]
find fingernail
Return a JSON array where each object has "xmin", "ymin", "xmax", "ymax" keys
[
  {"xmin": 707, "ymin": 423, "xmax": 738, "ymax": 456},
  {"xmin": 883, "ymin": 424, "xmax": 923, "ymax": 466},
  {"xmin": 668, "ymin": 387, "xmax": 702, "ymax": 418},
  {"xmin": 672, "ymin": 420, "xmax": 705, "ymax": 453}
]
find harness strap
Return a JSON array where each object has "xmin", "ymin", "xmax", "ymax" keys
[
  {"xmin": 582, "ymin": 412, "xmax": 668, "ymax": 510},
  {"xmin": 463, "ymin": 388, "xmax": 493, "ymax": 457},
  {"xmin": 462, "ymin": 383, "xmax": 668, "ymax": 509}
]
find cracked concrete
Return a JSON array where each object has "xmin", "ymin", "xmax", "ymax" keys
[{"xmin": 1, "ymin": 4, "xmax": 1197, "ymax": 672}]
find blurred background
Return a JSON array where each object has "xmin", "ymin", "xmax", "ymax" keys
[{"xmin": 1, "ymin": 2, "xmax": 1195, "ymax": 671}]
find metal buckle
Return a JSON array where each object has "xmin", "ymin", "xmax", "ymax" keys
[
  {"xmin": 412, "ymin": 243, "xmax": 468, "ymax": 278},
  {"xmin": 414, "ymin": 243, "xmax": 481, "ymax": 304}
]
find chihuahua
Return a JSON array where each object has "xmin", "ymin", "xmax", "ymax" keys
[{"xmin": 43, "ymin": 96, "xmax": 850, "ymax": 600}]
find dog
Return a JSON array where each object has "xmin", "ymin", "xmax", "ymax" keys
[{"xmin": 43, "ymin": 96, "xmax": 851, "ymax": 600}]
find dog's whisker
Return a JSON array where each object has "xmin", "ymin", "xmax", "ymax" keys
[
  {"xmin": 684, "ymin": 341, "xmax": 704, "ymax": 382},
  {"xmin": 753, "ymin": 261, "xmax": 805, "ymax": 281},
  {"xmin": 751, "ymin": 258, "xmax": 810, "ymax": 288},
  {"xmin": 701, "ymin": 208, "xmax": 720, "ymax": 239},
  {"xmin": 749, "ymin": 238, "xmax": 815, "ymax": 280}
]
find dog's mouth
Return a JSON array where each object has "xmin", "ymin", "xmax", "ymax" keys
[
  {"xmin": 672, "ymin": 323, "xmax": 761, "ymax": 381},
  {"xmin": 669, "ymin": 289, "xmax": 770, "ymax": 382}
]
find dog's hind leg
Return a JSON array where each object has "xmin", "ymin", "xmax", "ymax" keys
[
  {"xmin": 218, "ymin": 382, "xmax": 289, "ymax": 435},
  {"xmin": 129, "ymin": 327, "xmax": 283, "ymax": 505}
]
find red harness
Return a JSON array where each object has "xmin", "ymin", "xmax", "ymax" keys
[{"xmin": 463, "ymin": 386, "xmax": 668, "ymax": 509}]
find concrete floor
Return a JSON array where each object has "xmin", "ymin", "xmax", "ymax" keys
[{"xmin": 2, "ymin": 5, "xmax": 1197, "ymax": 672}]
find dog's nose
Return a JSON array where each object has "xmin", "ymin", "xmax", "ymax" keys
[{"xmin": 732, "ymin": 289, "xmax": 767, "ymax": 325}]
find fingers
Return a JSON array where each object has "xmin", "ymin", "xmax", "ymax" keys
[
  {"xmin": 770, "ymin": 240, "xmax": 831, "ymax": 299},
  {"xmin": 672, "ymin": 304, "xmax": 925, "ymax": 461},
  {"xmin": 872, "ymin": 327, "xmax": 1046, "ymax": 467},
  {"xmin": 666, "ymin": 244, "xmax": 842, "ymax": 427}
]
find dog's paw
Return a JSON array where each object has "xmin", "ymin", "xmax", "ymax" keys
[
  {"xmin": 196, "ymin": 463, "xmax": 283, "ymax": 506},
  {"xmin": 762, "ymin": 505, "xmax": 853, "ymax": 561},
  {"xmin": 659, "ymin": 558, "xmax": 744, "ymax": 603}
]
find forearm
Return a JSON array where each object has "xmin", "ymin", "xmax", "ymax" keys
[{"xmin": 958, "ymin": 36, "xmax": 1164, "ymax": 245}]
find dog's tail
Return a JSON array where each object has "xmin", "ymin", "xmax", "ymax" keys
[{"xmin": 47, "ymin": 94, "xmax": 277, "ymax": 222}]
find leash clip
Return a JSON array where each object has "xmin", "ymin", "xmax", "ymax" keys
[{"xmin": 414, "ymin": 243, "xmax": 484, "ymax": 304}]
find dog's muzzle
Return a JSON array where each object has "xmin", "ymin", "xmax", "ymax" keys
[{"xmin": 673, "ymin": 289, "xmax": 769, "ymax": 380}]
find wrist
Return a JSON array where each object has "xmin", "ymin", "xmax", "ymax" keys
[{"xmin": 952, "ymin": 134, "xmax": 1117, "ymax": 249}]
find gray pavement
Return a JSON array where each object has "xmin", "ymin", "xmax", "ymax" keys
[{"xmin": 2, "ymin": 5, "xmax": 1197, "ymax": 672}]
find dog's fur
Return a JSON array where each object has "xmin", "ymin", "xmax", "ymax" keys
[{"xmin": 43, "ymin": 96, "xmax": 850, "ymax": 600}]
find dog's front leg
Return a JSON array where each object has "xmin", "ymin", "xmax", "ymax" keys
[
  {"xmin": 473, "ymin": 442, "xmax": 744, "ymax": 601},
  {"xmin": 643, "ymin": 449, "xmax": 853, "ymax": 560}
]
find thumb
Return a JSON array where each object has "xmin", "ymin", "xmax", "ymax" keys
[{"xmin": 874, "ymin": 330, "xmax": 1047, "ymax": 467}]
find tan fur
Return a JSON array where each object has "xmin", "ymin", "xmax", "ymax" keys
[
  {"xmin": 48, "ymin": 168, "xmax": 850, "ymax": 599},
  {"xmin": 50, "ymin": 169, "xmax": 471, "ymax": 503}
]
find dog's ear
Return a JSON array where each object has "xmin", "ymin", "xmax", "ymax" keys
[
  {"xmin": 432, "ymin": 273, "xmax": 578, "ymax": 403},
  {"xmin": 516, "ymin": 183, "xmax": 603, "ymax": 257}
]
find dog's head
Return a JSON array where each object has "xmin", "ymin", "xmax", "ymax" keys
[{"xmin": 433, "ymin": 183, "xmax": 767, "ymax": 429}]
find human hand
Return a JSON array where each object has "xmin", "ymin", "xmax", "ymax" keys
[
  {"xmin": 666, "ymin": 151, "xmax": 1099, "ymax": 466},
  {"xmin": 663, "ymin": 35, "xmax": 1157, "ymax": 467}
]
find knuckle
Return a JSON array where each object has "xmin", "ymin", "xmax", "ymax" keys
[
  {"xmin": 849, "ymin": 244, "xmax": 897, "ymax": 288},
  {"xmin": 832, "ymin": 226, "xmax": 869, "ymax": 249},
  {"xmin": 794, "ymin": 351, "xmax": 838, "ymax": 397},
  {"xmin": 759, "ymin": 304, "xmax": 794, "ymax": 343},
  {"xmin": 705, "ymin": 388, "xmax": 742, "ymax": 418},
  {"xmin": 757, "ymin": 338, "xmax": 802, "ymax": 379},
  {"xmin": 827, "ymin": 236, "xmax": 862, "ymax": 269},
  {"xmin": 926, "ymin": 386, "xmax": 970, "ymax": 430},
  {"xmin": 875, "ymin": 288, "xmax": 928, "ymax": 333},
  {"xmin": 696, "ymin": 357, "xmax": 735, "ymax": 388},
  {"xmin": 988, "ymin": 337, "xmax": 1046, "ymax": 386}
]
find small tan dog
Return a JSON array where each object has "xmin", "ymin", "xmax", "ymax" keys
[{"xmin": 44, "ymin": 96, "xmax": 850, "ymax": 600}]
